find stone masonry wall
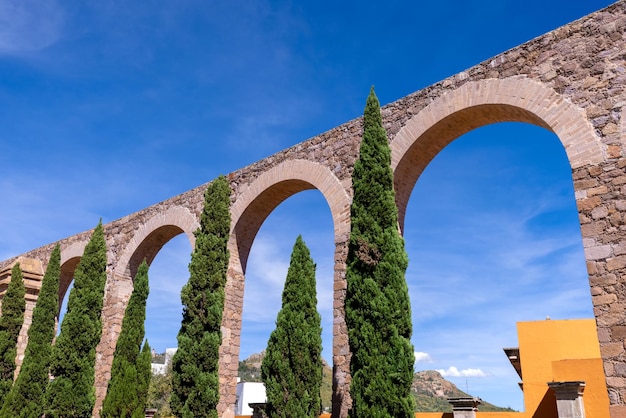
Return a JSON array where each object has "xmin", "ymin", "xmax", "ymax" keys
[{"xmin": 0, "ymin": 1, "xmax": 625, "ymax": 417}]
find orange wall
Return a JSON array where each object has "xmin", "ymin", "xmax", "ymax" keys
[
  {"xmin": 552, "ymin": 358, "xmax": 610, "ymax": 417},
  {"xmin": 516, "ymin": 319, "xmax": 607, "ymax": 417}
]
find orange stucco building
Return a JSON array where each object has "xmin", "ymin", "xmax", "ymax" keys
[
  {"xmin": 420, "ymin": 318, "xmax": 610, "ymax": 418},
  {"xmin": 508, "ymin": 319, "xmax": 610, "ymax": 417}
]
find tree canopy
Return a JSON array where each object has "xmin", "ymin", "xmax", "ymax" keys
[
  {"xmin": 0, "ymin": 263, "xmax": 26, "ymax": 406},
  {"xmin": 345, "ymin": 87, "xmax": 415, "ymax": 417},
  {"xmin": 261, "ymin": 235, "xmax": 323, "ymax": 418},
  {"xmin": 0, "ymin": 245, "xmax": 60, "ymax": 418},
  {"xmin": 45, "ymin": 221, "xmax": 108, "ymax": 418},
  {"xmin": 171, "ymin": 176, "xmax": 231, "ymax": 418},
  {"xmin": 101, "ymin": 260, "xmax": 151, "ymax": 418}
]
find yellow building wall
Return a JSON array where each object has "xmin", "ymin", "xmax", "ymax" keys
[
  {"xmin": 415, "ymin": 319, "xmax": 608, "ymax": 418},
  {"xmin": 516, "ymin": 319, "xmax": 606, "ymax": 417},
  {"xmin": 552, "ymin": 358, "xmax": 610, "ymax": 417}
]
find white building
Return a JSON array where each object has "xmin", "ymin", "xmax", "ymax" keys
[{"xmin": 151, "ymin": 347, "xmax": 177, "ymax": 375}]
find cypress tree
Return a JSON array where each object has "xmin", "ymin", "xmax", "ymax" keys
[
  {"xmin": 135, "ymin": 340, "xmax": 152, "ymax": 418},
  {"xmin": 45, "ymin": 221, "xmax": 108, "ymax": 418},
  {"xmin": 0, "ymin": 263, "xmax": 26, "ymax": 405},
  {"xmin": 171, "ymin": 175, "xmax": 231, "ymax": 418},
  {"xmin": 0, "ymin": 245, "xmax": 60, "ymax": 418},
  {"xmin": 101, "ymin": 260, "xmax": 151, "ymax": 418},
  {"xmin": 261, "ymin": 235, "xmax": 323, "ymax": 418},
  {"xmin": 345, "ymin": 87, "xmax": 415, "ymax": 417}
]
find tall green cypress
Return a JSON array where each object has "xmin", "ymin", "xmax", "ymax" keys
[
  {"xmin": 0, "ymin": 263, "xmax": 26, "ymax": 405},
  {"xmin": 345, "ymin": 87, "xmax": 415, "ymax": 417},
  {"xmin": 261, "ymin": 235, "xmax": 323, "ymax": 418},
  {"xmin": 45, "ymin": 221, "xmax": 108, "ymax": 418},
  {"xmin": 101, "ymin": 260, "xmax": 151, "ymax": 418},
  {"xmin": 135, "ymin": 340, "xmax": 152, "ymax": 418},
  {"xmin": 171, "ymin": 175, "xmax": 231, "ymax": 418},
  {"xmin": 0, "ymin": 245, "xmax": 60, "ymax": 418}
]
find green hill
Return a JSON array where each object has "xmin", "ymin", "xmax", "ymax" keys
[{"xmin": 411, "ymin": 370, "xmax": 515, "ymax": 412}]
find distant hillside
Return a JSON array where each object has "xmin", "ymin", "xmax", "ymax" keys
[
  {"xmin": 412, "ymin": 370, "xmax": 515, "ymax": 412},
  {"xmin": 238, "ymin": 352, "xmax": 516, "ymax": 413}
]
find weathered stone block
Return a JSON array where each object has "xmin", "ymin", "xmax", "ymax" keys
[
  {"xmin": 607, "ymin": 256, "xmax": 626, "ymax": 271},
  {"xmin": 585, "ymin": 244, "xmax": 612, "ymax": 260},
  {"xmin": 594, "ymin": 293, "xmax": 619, "ymax": 306},
  {"xmin": 602, "ymin": 343, "xmax": 626, "ymax": 358},
  {"xmin": 612, "ymin": 326, "xmax": 626, "ymax": 340},
  {"xmin": 598, "ymin": 313, "xmax": 626, "ymax": 327}
]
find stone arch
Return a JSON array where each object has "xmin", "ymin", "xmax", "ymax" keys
[
  {"xmin": 391, "ymin": 76, "xmax": 604, "ymax": 231},
  {"xmin": 218, "ymin": 159, "xmax": 351, "ymax": 417},
  {"xmin": 59, "ymin": 240, "xmax": 88, "ymax": 313},
  {"xmin": 229, "ymin": 159, "xmax": 351, "ymax": 273},
  {"xmin": 390, "ymin": 75, "xmax": 610, "ymax": 413},
  {"xmin": 92, "ymin": 205, "xmax": 199, "ymax": 417},
  {"xmin": 114, "ymin": 205, "xmax": 199, "ymax": 280}
]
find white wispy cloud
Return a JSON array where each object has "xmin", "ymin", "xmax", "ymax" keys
[
  {"xmin": 414, "ymin": 352, "xmax": 433, "ymax": 363},
  {"xmin": 437, "ymin": 367, "xmax": 488, "ymax": 378},
  {"xmin": 237, "ymin": 195, "xmax": 335, "ymax": 361},
  {"xmin": 0, "ymin": 177, "xmax": 101, "ymax": 259},
  {"xmin": 0, "ymin": 0, "xmax": 64, "ymax": 55},
  {"xmin": 243, "ymin": 236, "xmax": 290, "ymax": 323}
]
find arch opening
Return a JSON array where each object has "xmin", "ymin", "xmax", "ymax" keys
[
  {"xmin": 391, "ymin": 78, "xmax": 603, "ymax": 231},
  {"xmin": 115, "ymin": 216, "xmax": 197, "ymax": 353},
  {"xmin": 239, "ymin": 189, "xmax": 335, "ymax": 412},
  {"xmin": 57, "ymin": 240, "xmax": 89, "ymax": 319},
  {"xmin": 402, "ymin": 122, "xmax": 595, "ymax": 412},
  {"xmin": 144, "ymin": 233, "xmax": 191, "ymax": 356},
  {"xmin": 126, "ymin": 224, "xmax": 186, "ymax": 280},
  {"xmin": 58, "ymin": 256, "xmax": 79, "ymax": 316},
  {"xmin": 108, "ymin": 225, "xmax": 193, "ymax": 415},
  {"xmin": 224, "ymin": 159, "xmax": 351, "ymax": 416}
]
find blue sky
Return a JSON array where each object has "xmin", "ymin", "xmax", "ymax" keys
[{"xmin": 0, "ymin": 0, "xmax": 616, "ymax": 412}]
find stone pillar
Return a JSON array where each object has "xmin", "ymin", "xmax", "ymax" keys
[
  {"xmin": 575, "ymin": 160, "xmax": 626, "ymax": 417},
  {"xmin": 0, "ymin": 257, "xmax": 44, "ymax": 376},
  {"xmin": 332, "ymin": 239, "xmax": 350, "ymax": 418},
  {"xmin": 92, "ymin": 271, "xmax": 134, "ymax": 417},
  {"xmin": 218, "ymin": 261, "xmax": 245, "ymax": 418},
  {"xmin": 548, "ymin": 381, "xmax": 586, "ymax": 418},
  {"xmin": 447, "ymin": 397, "xmax": 481, "ymax": 418}
]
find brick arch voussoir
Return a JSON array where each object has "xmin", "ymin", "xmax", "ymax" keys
[
  {"xmin": 60, "ymin": 240, "xmax": 88, "ymax": 268},
  {"xmin": 114, "ymin": 205, "xmax": 199, "ymax": 280},
  {"xmin": 58, "ymin": 240, "xmax": 88, "ymax": 312},
  {"xmin": 391, "ymin": 76, "xmax": 604, "ymax": 231},
  {"xmin": 230, "ymin": 159, "xmax": 350, "ymax": 275}
]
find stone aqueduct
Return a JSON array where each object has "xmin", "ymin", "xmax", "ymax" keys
[{"xmin": 1, "ymin": 1, "xmax": 626, "ymax": 416}]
